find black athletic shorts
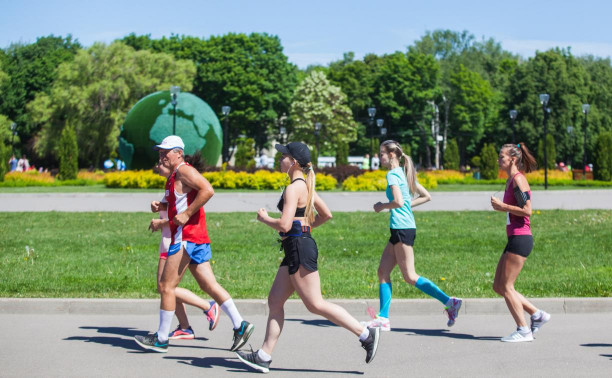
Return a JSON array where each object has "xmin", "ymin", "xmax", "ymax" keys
[
  {"xmin": 504, "ymin": 235, "xmax": 534, "ymax": 258},
  {"xmin": 280, "ymin": 233, "xmax": 318, "ymax": 275},
  {"xmin": 389, "ymin": 228, "xmax": 416, "ymax": 246}
]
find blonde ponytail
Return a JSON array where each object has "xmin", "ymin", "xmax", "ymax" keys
[
  {"xmin": 303, "ymin": 163, "xmax": 316, "ymax": 224},
  {"xmin": 402, "ymin": 153, "xmax": 417, "ymax": 195}
]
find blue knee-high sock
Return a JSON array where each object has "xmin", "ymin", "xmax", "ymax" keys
[
  {"xmin": 415, "ymin": 276, "xmax": 450, "ymax": 305},
  {"xmin": 378, "ymin": 282, "xmax": 392, "ymax": 318}
]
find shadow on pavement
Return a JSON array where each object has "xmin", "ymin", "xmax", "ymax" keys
[
  {"xmin": 580, "ymin": 343, "xmax": 612, "ymax": 360},
  {"xmin": 285, "ymin": 318, "xmax": 335, "ymax": 327},
  {"xmin": 393, "ymin": 327, "xmax": 499, "ymax": 341}
]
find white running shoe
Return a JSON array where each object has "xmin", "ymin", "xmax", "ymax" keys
[
  {"xmin": 531, "ymin": 311, "xmax": 551, "ymax": 334},
  {"xmin": 361, "ymin": 316, "xmax": 391, "ymax": 332},
  {"xmin": 501, "ymin": 330, "xmax": 533, "ymax": 342},
  {"xmin": 444, "ymin": 297, "xmax": 462, "ymax": 327}
]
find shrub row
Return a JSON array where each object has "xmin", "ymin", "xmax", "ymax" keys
[{"xmin": 0, "ymin": 170, "xmax": 104, "ymax": 187}]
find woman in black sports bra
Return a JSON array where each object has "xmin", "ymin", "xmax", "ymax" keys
[{"xmin": 235, "ymin": 142, "xmax": 380, "ymax": 373}]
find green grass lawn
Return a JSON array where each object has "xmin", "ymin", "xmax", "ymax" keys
[{"xmin": 1, "ymin": 210, "xmax": 610, "ymax": 299}]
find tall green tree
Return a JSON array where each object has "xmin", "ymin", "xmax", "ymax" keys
[
  {"xmin": 537, "ymin": 134, "xmax": 557, "ymax": 170},
  {"xmin": 57, "ymin": 126, "xmax": 78, "ymax": 180},
  {"xmin": 290, "ymin": 70, "xmax": 358, "ymax": 155},
  {"xmin": 28, "ymin": 42, "xmax": 195, "ymax": 166},
  {"xmin": 444, "ymin": 138, "xmax": 459, "ymax": 170},
  {"xmin": 0, "ymin": 35, "xmax": 81, "ymax": 148},
  {"xmin": 480, "ymin": 143, "xmax": 499, "ymax": 179}
]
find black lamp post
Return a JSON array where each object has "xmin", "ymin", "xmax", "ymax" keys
[
  {"xmin": 539, "ymin": 94, "xmax": 550, "ymax": 190},
  {"xmin": 582, "ymin": 103, "xmax": 590, "ymax": 178},
  {"xmin": 170, "ymin": 86, "xmax": 180, "ymax": 135},
  {"xmin": 368, "ymin": 107, "xmax": 376, "ymax": 166},
  {"xmin": 567, "ymin": 126, "xmax": 574, "ymax": 168},
  {"xmin": 10, "ymin": 122, "xmax": 17, "ymax": 155},
  {"xmin": 509, "ymin": 109, "xmax": 518, "ymax": 143},
  {"xmin": 314, "ymin": 122, "xmax": 322, "ymax": 167},
  {"xmin": 222, "ymin": 105, "xmax": 231, "ymax": 163}
]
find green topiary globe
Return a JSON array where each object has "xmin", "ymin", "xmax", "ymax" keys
[{"xmin": 119, "ymin": 90, "xmax": 222, "ymax": 169}]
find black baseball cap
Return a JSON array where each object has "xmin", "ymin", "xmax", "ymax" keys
[{"xmin": 275, "ymin": 142, "xmax": 311, "ymax": 166}]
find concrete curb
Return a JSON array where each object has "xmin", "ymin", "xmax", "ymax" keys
[{"xmin": 1, "ymin": 297, "xmax": 611, "ymax": 316}]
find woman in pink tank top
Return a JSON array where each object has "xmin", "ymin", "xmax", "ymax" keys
[{"xmin": 490, "ymin": 143, "xmax": 550, "ymax": 343}]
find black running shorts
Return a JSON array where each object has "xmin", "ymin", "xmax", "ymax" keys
[
  {"xmin": 280, "ymin": 233, "xmax": 318, "ymax": 275},
  {"xmin": 389, "ymin": 228, "xmax": 416, "ymax": 246},
  {"xmin": 504, "ymin": 235, "xmax": 534, "ymax": 258}
]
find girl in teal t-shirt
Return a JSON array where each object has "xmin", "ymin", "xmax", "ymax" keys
[{"xmin": 363, "ymin": 140, "xmax": 462, "ymax": 331}]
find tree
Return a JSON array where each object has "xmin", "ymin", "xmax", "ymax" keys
[
  {"xmin": 537, "ymin": 134, "xmax": 557, "ymax": 170},
  {"xmin": 480, "ymin": 143, "xmax": 499, "ymax": 179},
  {"xmin": 0, "ymin": 35, "xmax": 81, "ymax": 150},
  {"xmin": 57, "ymin": 126, "xmax": 78, "ymax": 180},
  {"xmin": 444, "ymin": 139, "xmax": 460, "ymax": 170},
  {"xmin": 290, "ymin": 70, "xmax": 358, "ymax": 156},
  {"xmin": 0, "ymin": 141, "xmax": 10, "ymax": 181},
  {"xmin": 593, "ymin": 132, "xmax": 612, "ymax": 181},
  {"xmin": 234, "ymin": 137, "xmax": 256, "ymax": 170},
  {"xmin": 27, "ymin": 42, "xmax": 195, "ymax": 167}
]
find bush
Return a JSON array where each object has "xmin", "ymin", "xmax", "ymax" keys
[
  {"xmin": 537, "ymin": 134, "xmax": 556, "ymax": 170},
  {"xmin": 234, "ymin": 137, "xmax": 256, "ymax": 170},
  {"xmin": 336, "ymin": 141, "xmax": 349, "ymax": 166},
  {"xmin": 104, "ymin": 170, "xmax": 166, "ymax": 189},
  {"xmin": 594, "ymin": 132, "xmax": 612, "ymax": 181},
  {"xmin": 480, "ymin": 143, "xmax": 498, "ymax": 180},
  {"xmin": 0, "ymin": 142, "xmax": 10, "ymax": 182},
  {"xmin": 444, "ymin": 139, "xmax": 459, "ymax": 170},
  {"xmin": 342, "ymin": 170, "xmax": 437, "ymax": 191},
  {"xmin": 57, "ymin": 126, "xmax": 78, "ymax": 180},
  {"xmin": 320, "ymin": 165, "xmax": 363, "ymax": 183}
]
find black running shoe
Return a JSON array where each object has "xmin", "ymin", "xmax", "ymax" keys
[
  {"xmin": 230, "ymin": 320, "xmax": 254, "ymax": 351},
  {"xmin": 360, "ymin": 327, "xmax": 380, "ymax": 363},
  {"xmin": 134, "ymin": 332, "xmax": 169, "ymax": 353},
  {"xmin": 236, "ymin": 350, "xmax": 271, "ymax": 373}
]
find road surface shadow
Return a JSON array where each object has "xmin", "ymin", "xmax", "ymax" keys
[
  {"xmin": 580, "ymin": 343, "xmax": 612, "ymax": 360},
  {"xmin": 166, "ymin": 355, "xmax": 363, "ymax": 374},
  {"xmin": 285, "ymin": 318, "xmax": 335, "ymax": 327},
  {"xmin": 393, "ymin": 327, "xmax": 498, "ymax": 341}
]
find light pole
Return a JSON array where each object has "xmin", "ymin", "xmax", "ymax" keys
[
  {"xmin": 539, "ymin": 94, "xmax": 550, "ymax": 190},
  {"xmin": 279, "ymin": 126, "xmax": 287, "ymax": 145},
  {"xmin": 10, "ymin": 122, "xmax": 17, "ymax": 155},
  {"xmin": 314, "ymin": 122, "xmax": 322, "ymax": 168},
  {"xmin": 509, "ymin": 109, "xmax": 518, "ymax": 143},
  {"xmin": 582, "ymin": 104, "xmax": 590, "ymax": 178},
  {"xmin": 170, "ymin": 86, "xmax": 180, "ymax": 135},
  {"xmin": 222, "ymin": 105, "xmax": 231, "ymax": 164},
  {"xmin": 567, "ymin": 126, "xmax": 574, "ymax": 169},
  {"xmin": 368, "ymin": 107, "xmax": 376, "ymax": 166}
]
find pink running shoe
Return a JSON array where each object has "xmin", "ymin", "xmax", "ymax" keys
[
  {"xmin": 360, "ymin": 306, "xmax": 391, "ymax": 331},
  {"xmin": 168, "ymin": 325, "xmax": 195, "ymax": 340},
  {"xmin": 444, "ymin": 297, "xmax": 462, "ymax": 327},
  {"xmin": 205, "ymin": 301, "xmax": 220, "ymax": 331}
]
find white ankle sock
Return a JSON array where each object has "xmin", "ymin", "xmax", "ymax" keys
[
  {"xmin": 518, "ymin": 326, "xmax": 530, "ymax": 334},
  {"xmin": 157, "ymin": 309, "xmax": 175, "ymax": 342},
  {"xmin": 359, "ymin": 326, "xmax": 370, "ymax": 341},
  {"xmin": 532, "ymin": 310, "xmax": 543, "ymax": 319},
  {"xmin": 220, "ymin": 298, "xmax": 244, "ymax": 329},
  {"xmin": 257, "ymin": 349, "xmax": 272, "ymax": 362}
]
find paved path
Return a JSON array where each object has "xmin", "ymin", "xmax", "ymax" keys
[
  {"xmin": 1, "ymin": 303, "xmax": 611, "ymax": 377},
  {"xmin": 1, "ymin": 190, "xmax": 611, "ymax": 212}
]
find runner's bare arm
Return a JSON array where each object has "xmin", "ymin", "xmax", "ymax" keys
[
  {"xmin": 411, "ymin": 183, "xmax": 432, "ymax": 208},
  {"xmin": 257, "ymin": 184, "xmax": 299, "ymax": 232},
  {"xmin": 310, "ymin": 192, "xmax": 332, "ymax": 229},
  {"xmin": 173, "ymin": 165, "xmax": 214, "ymax": 226}
]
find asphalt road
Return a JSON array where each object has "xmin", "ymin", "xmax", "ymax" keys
[
  {"xmin": 1, "ymin": 189, "xmax": 611, "ymax": 212},
  {"xmin": 1, "ymin": 311, "xmax": 611, "ymax": 377}
]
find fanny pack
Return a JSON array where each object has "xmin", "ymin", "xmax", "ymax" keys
[{"xmin": 279, "ymin": 220, "xmax": 311, "ymax": 237}]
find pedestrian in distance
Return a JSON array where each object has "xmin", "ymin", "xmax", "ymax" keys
[
  {"xmin": 490, "ymin": 143, "xmax": 550, "ymax": 342},
  {"xmin": 148, "ymin": 158, "xmax": 220, "ymax": 341},
  {"xmin": 363, "ymin": 140, "xmax": 462, "ymax": 332},
  {"xmin": 236, "ymin": 141, "xmax": 380, "ymax": 374},
  {"xmin": 135, "ymin": 136, "xmax": 254, "ymax": 353}
]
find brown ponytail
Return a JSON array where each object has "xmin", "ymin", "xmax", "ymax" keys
[{"xmin": 502, "ymin": 143, "xmax": 538, "ymax": 173}]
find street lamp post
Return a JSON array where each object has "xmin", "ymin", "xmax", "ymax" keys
[
  {"xmin": 221, "ymin": 106, "xmax": 231, "ymax": 164},
  {"xmin": 314, "ymin": 122, "xmax": 322, "ymax": 168},
  {"xmin": 582, "ymin": 104, "xmax": 590, "ymax": 178},
  {"xmin": 170, "ymin": 86, "xmax": 180, "ymax": 135},
  {"xmin": 539, "ymin": 94, "xmax": 550, "ymax": 190},
  {"xmin": 368, "ymin": 107, "xmax": 376, "ymax": 167},
  {"xmin": 279, "ymin": 126, "xmax": 287, "ymax": 145},
  {"xmin": 509, "ymin": 109, "xmax": 518, "ymax": 143},
  {"xmin": 567, "ymin": 126, "xmax": 574, "ymax": 169},
  {"xmin": 10, "ymin": 122, "xmax": 17, "ymax": 155}
]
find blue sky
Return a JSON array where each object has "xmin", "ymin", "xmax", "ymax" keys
[{"xmin": 1, "ymin": 0, "xmax": 610, "ymax": 68}]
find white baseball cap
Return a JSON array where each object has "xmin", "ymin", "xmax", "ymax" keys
[{"xmin": 153, "ymin": 135, "xmax": 185, "ymax": 150}]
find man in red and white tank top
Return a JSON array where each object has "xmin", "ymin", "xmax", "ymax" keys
[{"xmin": 134, "ymin": 135, "xmax": 254, "ymax": 353}]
